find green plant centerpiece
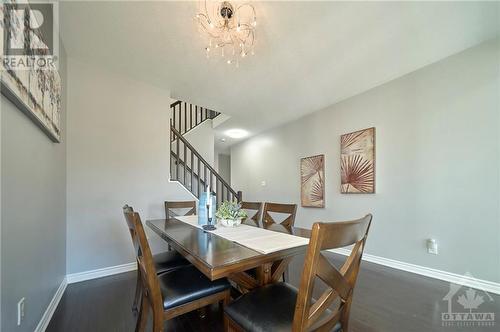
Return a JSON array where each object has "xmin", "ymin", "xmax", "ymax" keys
[{"xmin": 216, "ymin": 200, "xmax": 248, "ymax": 227}]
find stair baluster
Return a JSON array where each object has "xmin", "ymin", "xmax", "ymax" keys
[{"xmin": 169, "ymin": 103, "xmax": 241, "ymax": 206}]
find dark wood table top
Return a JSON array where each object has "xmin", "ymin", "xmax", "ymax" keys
[{"xmin": 146, "ymin": 218, "xmax": 310, "ymax": 281}]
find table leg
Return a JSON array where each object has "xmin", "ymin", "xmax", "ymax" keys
[
  {"xmin": 229, "ymin": 257, "xmax": 294, "ymax": 292},
  {"xmin": 228, "ymin": 271, "xmax": 259, "ymax": 294},
  {"xmin": 256, "ymin": 262, "xmax": 273, "ymax": 286},
  {"xmin": 270, "ymin": 257, "xmax": 293, "ymax": 282}
]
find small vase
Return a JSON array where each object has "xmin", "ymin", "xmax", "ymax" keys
[{"xmin": 219, "ymin": 218, "xmax": 242, "ymax": 227}]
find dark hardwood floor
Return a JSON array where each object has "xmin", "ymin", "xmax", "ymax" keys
[{"xmin": 48, "ymin": 252, "xmax": 499, "ymax": 332}]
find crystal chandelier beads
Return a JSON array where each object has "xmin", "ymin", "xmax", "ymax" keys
[{"xmin": 196, "ymin": 1, "xmax": 256, "ymax": 65}]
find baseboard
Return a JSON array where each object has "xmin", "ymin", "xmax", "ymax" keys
[
  {"xmin": 66, "ymin": 262, "xmax": 137, "ymax": 284},
  {"xmin": 329, "ymin": 248, "xmax": 500, "ymax": 295},
  {"xmin": 36, "ymin": 252, "xmax": 500, "ymax": 331},
  {"xmin": 34, "ymin": 277, "xmax": 67, "ymax": 332},
  {"xmin": 35, "ymin": 263, "xmax": 137, "ymax": 331},
  {"xmin": 65, "ymin": 253, "xmax": 500, "ymax": 295}
]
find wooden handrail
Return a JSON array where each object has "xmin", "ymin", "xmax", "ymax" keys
[
  {"xmin": 170, "ymin": 100, "xmax": 220, "ymax": 140},
  {"xmin": 169, "ymin": 99, "xmax": 240, "ymax": 203},
  {"xmin": 170, "ymin": 150, "xmax": 206, "ymax": 186},
  {"xmin": 170, "ymin": 100, "xmax": 182, "ymax": 108},
  {"xmin": 171, "ymin": 125, "xmax": 240, "ymax": 201}
]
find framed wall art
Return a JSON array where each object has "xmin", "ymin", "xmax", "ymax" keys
[
  {"xmin": 341, "ymin": 127, "xmax": 375, "ymax": 193},
  {"xmin": 1, "ymin": 1, "xmax": 62, "ymax": 142},
  {"xmin": 300, "ymin": 154, "xmax": 325, "ymax": 207}
]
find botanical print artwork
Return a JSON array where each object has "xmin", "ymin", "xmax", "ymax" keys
[
  {"xmin": 301, "ymin": 154, "xmax": 325, "ymax": 208},
  {"xmin": 341, "ymin": 127, "xmax": 375, "ymax": 193}
]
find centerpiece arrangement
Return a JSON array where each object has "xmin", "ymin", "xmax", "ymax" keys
[{"xmin": 216, "ymin": 201, "xmax": 247, "ymax": 227}]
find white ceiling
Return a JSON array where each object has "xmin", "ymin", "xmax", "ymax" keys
[{"xmin": 60, "ymin": 1, "xmax": 500, "ymax": 149}]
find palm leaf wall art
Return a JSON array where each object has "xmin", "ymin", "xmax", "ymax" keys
[
  {"xmin": 340, "ymin": 127, "xmax": 375, "ymax": 193},
  {"xmin": 301, "ymin": 154, "xmax": 325, "ymax": 207}
]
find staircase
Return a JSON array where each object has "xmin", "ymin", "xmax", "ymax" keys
[
  {"xmin": 170, "ymin": 100, "xmax": 242, "ymax": 206},
  {"xmin": 170, "ymin": 100, "xmax": 221, "ymax": 138}
]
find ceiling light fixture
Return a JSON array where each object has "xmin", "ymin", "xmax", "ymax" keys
[
  {"xmin": 225, "ymin": 129, "xmax": 249, "ymax": 139},
  {"xmin": 196, "ymin": 0, "xmax": 256, "ymax": 66}
]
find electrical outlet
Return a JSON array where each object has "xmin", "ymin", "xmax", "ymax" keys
[
  {"xmin": 261, "ymin": 180, "xmax": 266, "ymax": 187},
  {"xmin": 427, "ymin": 239, "xmax": 438, "ymax": 255},
  {"xmin": 17, "ymin": 297, "xmax": 25, "ymax": 326}
]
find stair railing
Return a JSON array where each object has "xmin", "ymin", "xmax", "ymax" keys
[
  {"xmin": 170, "ymin": 100, "xmax": 220, "ymax": 141},
  {"xmin": 170, "ymin": 124, "xmax": 242, "ymax": 206}
]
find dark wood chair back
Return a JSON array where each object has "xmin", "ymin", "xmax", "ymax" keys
[
  {"xmin": 123, "ymin": 208, "xmax": 164, "ymax": 324},
  {"xmin": 240, "ymin": 201, "xmax": 263, "ymax": 227},
  {"xmin": 123, "ymin": 205, "xmax": 139, "ymax": 254},
  {"xmin": 164, "ymin": 200, "xmax": 196, "ymax": 219},
  {"xmin": 262, "ymin": 202, "xmax": 297, "ymax": 230},
  {"xmin": 292, "ymin": 214, "xmax": 372, "ymax": 331}
]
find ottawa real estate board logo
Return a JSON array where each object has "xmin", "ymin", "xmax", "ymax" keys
[
  {"xmin": 442, "ymin": 273, "xmax": 496, "ymax": 328},
  {"xmin": 1, "ymin": 1, "xmax": 59, "ymax": 71}
]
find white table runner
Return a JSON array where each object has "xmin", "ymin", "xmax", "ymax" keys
[{"xmin": 174, "ymin": 215, "xmax": 309, "ymax": 254}]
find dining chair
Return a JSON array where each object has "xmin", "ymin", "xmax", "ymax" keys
[
  {"xmin": 164, "ymin": 200, "xmax": 197, "ymax": 251},
  {"xmin": 242, "ymin": 203, "xmax": 297, "ymax": 283},
  {"xmin": 240, "ymin": 201, "xmax": 263, "ymax": 227},
  {"xmin": 259, "ymin": 202, "xmax": 298, "ymax": 282},
  {"xmin": 224, "ymin": 214, "xmax": 373, "ymax": 332},
  {"xmin": 233, "ymin": 202, "xmax": 264, "ymax": 292},
  {"xmin": 164, "ymin": 200, "xmax": 196, "ymax": 219},
  {"xmin": 124, "ymin": 207, "xmax": 231, "ymax": 332},
  {"xmin": 123, "ymin": 205, "xmax": 191, "ymax": 315},
  {"xmin": 262, "ymin": 202, "xmax": 298, "ymax": 231}
]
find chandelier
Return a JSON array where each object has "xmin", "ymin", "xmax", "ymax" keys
[{"xmin": 196, "ymin": 1, "xmax": 256, "ymax": 66}]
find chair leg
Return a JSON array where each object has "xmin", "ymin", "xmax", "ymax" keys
[
  {"xmin": 340, "ymin": 296, "xmax": 353, "ymax": 331},
  {"xmin": 223, "ymin": 313, "xmax": 230, "ymax": 332},
  {"xmin": 152, "ymin": 313, "xmax": 164, "ymax": 332},
  {"xmin": 132, "ymin": 269, "xmax": 142, "ymax": 315},
  {"xmin": 135, "ymin": 294, "xmax": 149, "ymax": 332},
  {"xmin": 220, "ymin": 289, "xmax": 231, "ymax": 310}
]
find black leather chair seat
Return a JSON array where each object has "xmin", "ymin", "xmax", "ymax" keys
[
  {"xmin": 153, "ymin": 250, "xmax": 191, "ymax": 274},
  {"xmin": 224, "ymin": 282, "xmax": 341, "ymax": 332},
  {"xmin": 158, "ymin": 265, "xmax": 231, "ymax": 310}
]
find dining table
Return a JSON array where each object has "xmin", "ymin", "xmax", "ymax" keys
[{"xmin": 146, "ymin": 217, "xmax": 311, "ymax": 293}]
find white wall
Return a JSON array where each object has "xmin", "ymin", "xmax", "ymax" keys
[
  {"xmin": 182, "ymin": 119, "xmax": 215, "ymax": 167},
  {"xmin": 231, "ymin": 39, "xmax": 500, "ymax": 283},
  {"xmin": 218, "ymin": 154, "xmax": 231, "ymax": 185},
  {"xmin": 66, "ymin": 59, "xmax": 192, "ymax": 274},
  {"xmin": 1, "ymin": 45, "xmax": 68, "ymax": 331}
]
